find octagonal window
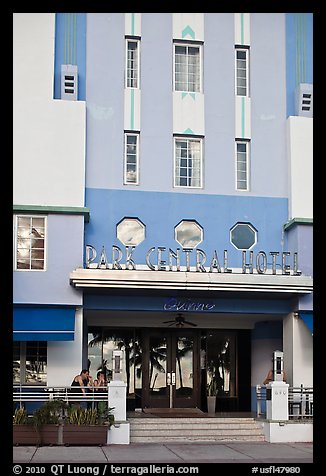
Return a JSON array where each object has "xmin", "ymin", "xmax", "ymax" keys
[
  {"xmin": 230, "ymin": 222, "xmax": 257, "ymax": 250},
  {"xmin": 175, "ymin": 220, "xmax": 203, "ymax": 249},
  {"xmin": 117, "ymin": 217, "xmax": 146, "ymax": 246}
]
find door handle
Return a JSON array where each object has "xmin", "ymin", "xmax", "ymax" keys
[
  {"xmin": 171, "ymin": 372, "xmax": 176, "ymax": 385},
  {"xmin": 167, "ymin": 372, "xmax": 171, "ymax": 385}
]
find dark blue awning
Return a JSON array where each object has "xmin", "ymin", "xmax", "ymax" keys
[
  {"xmin": 299, "ymin": 311, "xmax": 313, "ymax": 334},
  {"xmin": 13, "ymin": 307, "xmax": 75, "ymax": 341}
]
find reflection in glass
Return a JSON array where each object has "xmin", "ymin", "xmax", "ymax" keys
[
  {"xmin": 230, "ymin": 222, "xmax": 257, "ymax": 250},
  {"xmin": 206, "ymin": 332, "xmax": 235, "ymax": 397},
  {"xmin": 25, "ymin": 342, "xmax": 47, "ymax": 384},
  {"xmin": 149, "ymin": 336, "xmax": 167, "ymax": 396},
  {"xmin": 176, "ymin": 337, "xmax": 193, "ymax": 397},
  {"xmin": 175, "ymin": 220, "xmax": 203, "ymax": 249},
  {"xmin": 117, "ymin": 218, "xmax": 145, "ymax": 246},
  {"xmin": 88, "ymin": 328, "xmax": 142, "ymax": 399}
]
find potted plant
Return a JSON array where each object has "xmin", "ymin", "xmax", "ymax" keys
[
  {"xmin": 13, "ymin": 400, "xmax": 68, "ymax": 446},
  {"xmin": 207, "ymin": 379, "xmax": 218, "ymax": 414},
  {"xmin": 13, "ymin": 407, "xmax": 38, "ymax": 445},
  {"xmin": 31, "ymin": 399, "xmax": 68, "ymax": 446},
  {"xmin": 63, "ymin": 406, "xmax": 115, "ymax": 446}
]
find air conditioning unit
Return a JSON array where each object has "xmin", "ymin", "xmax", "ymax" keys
[
  {"xmin": 61, "ymin": 64, "xmax": 78, "ymax": 101},
  {"xmin": 295, "ymin": 83, "xmax": 313, "ymax": 118}
]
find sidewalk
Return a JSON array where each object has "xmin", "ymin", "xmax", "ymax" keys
[{"xmin": 13, "ymin": 442, "xmax": 313, "ymax": 464}]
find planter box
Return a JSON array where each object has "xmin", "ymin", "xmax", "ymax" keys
[
  {"xmin": 63, "ymin": 425, "xmax": 108, "ymax": 446},
  {"xmin": 13, "ymin": 424, "xmax": 59, "ymax": 446}
]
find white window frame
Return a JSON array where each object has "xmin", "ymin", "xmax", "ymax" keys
[
  {"xmin": 125, "ymin": 38, "xmax": 140, "ymax": 89},
  {"xmin": 174, "ymin": 136, "xmax": 203, "ymax": 189},
  {"xmin": 235, "ymin": 47, "xmax": 250, "ymax": 97},
  {"xmin": 173, "ymin": 42, "xmax": 202, "ymax": 93},
  {"xmin": 235, "ymin": 140, "xmax": 250, "ymax": 191},
  {"xmin": 124, "ymin": 132, "xmax": 140, "ymax": 185},
  {"xmin": 14, "ymin": 215, "xmax": 47, "ymax": 271}
]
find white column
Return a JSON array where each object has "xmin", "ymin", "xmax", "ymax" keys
[{"xmin": 266, "ymin": 381, "xmax": 289, "ymax": 420}]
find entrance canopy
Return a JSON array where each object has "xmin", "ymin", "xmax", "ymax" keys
[{"xmin": 13, "ymin": 307, "xmax": 75, "ymax": 341}]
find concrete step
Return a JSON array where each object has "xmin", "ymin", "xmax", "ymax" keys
[
  {"xmin": 128, "ymin": 417, "xmax": 265, "ymax": 443},
  {"xmin": 130, "ymin": 435, "xmax": 266, "ymax": 442}
]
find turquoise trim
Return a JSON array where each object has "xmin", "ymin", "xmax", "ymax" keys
[
  {"xmin": 189, "ymin": 93, "xmax": 195, "ymax": 100},
  {"xmin": 182, "ymin": 92, "xmax": 187, "ymax": 99},
  {"xmin": 130, "ymin": 88, "xmax": 135, "ymax": 130},
  {"xmin": 283, "ymin": 217, "xmax": 313, "ymax": 231},
  {"xmin": 131, "ymin": 13, "xmax": 135, "ymax": 36},
  {"xmin": 240, "ymin": 13, "xmax": 244, "ymax": 45},
  {"xmin": 13, "ymin": 205, "xmax": 90, "ymax": 223},
  {"xmin": 183, "ymin": 128, "xmax": 194, "ymax": 134},
  {"xmin": 182, "ymin": 25, "xmax": 195, "ymax": 39},
  {"xmin": 241, "ymin": 96, "xmax": 245, "ymax": 138}
]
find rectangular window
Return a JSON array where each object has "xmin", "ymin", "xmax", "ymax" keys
[
  {"xmin": 174, "ymin": 137, "xmax": 202, "ymax": 188},
  {"xmin": 235, "ymin": 47, "xmax": 249, "ymax": 96},
  {"xmin": 124, "ymin": 133, "xmax": 139, "ymax": 184},
  {"xmin": 174, "ymin": 43, "xmax": 201, "ymax": 92},
  {"xmin": 236, "ymin": 140, "xmax": 250, "ymax": 191},
  {"xmin": 13, "ymin": 341, "xmax": 47, "ymax": 385},
  {"xmin": 126, "ymin": 39, "xmax": 140, "ymax": 88},
  {"xmin": 15, "ymin": 215, "xmax": 46, "ymax": 270}
]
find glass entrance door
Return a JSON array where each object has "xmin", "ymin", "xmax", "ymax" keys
[{"xmin": 142, "ymin": 329, "xmax": 199, "ymax": 408}]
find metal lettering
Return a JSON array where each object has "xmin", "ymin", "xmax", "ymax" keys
[
  {"xmin": 146, "ymin": 247, "xmax": 156, "ymax": 271},
  {"xmin": 223, "ymin": 250, "xmax": 232, "ymax": 273},
  {"xmin": 196, "ymin": 249, "xmax": 207, "ymax": 272},
  {"xmin": 282, "ymin": 252, "xmax": 291, "ymax": 275},
  {"xmin": 125, "ymin": 246, "xmax": 136, "ymax": 270},
  {"xmin": 157, "ymin": 247, "xmax": 166, "ymax": 271},
  {"xmin": 85, "ymin": 245, "xmax": 97, "ymax": 268},
  {"xmin": 98, "ymin": 245, "xmax": 109, "ymax": 268},
  {"xmin": 168, "ymin": 248, "xmax": 180, "ymax": 271},
  {"xmin": 183, "ymin": 248, "xmax": 192, "ymax": 271},
  {"xmin": 256, "ymin": 251, "xmax": 267, "ymax": 274},
  {"xmin": 293, "ymin": 252, "xmax": 302, "ymax": 276},
  {"xmin": 209, "ymin": 250, "xmax": 221, "ymax": 273},
  {"xmin": 112, "ymin": 245, "xmax": 123, "ymax": 270},
  {"xmin": 242, "ymin": 250, "xmax": 254, "ymax": 274},
  {"xmin": 269, "ymin": 252, "xmax": 279, "ymax": 275}
]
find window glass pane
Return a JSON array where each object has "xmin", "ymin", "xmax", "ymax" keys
[
  {"xmin": 236, "ymin": 50, "xmax": 246, "ymax": 60},
  {"xmin": 206, "ymin": 332, "xmax": 236, "ymax": 397},
  {"xmin": 25, "ymin": 342, "xmax": 47, "ymax": 383},
  {"xmin": 13, "ymin": 342, "xmax": 21, "ymax": 384}
]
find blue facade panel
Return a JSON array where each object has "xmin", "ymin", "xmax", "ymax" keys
[
  {"xmin": 54, "ymin": 13, "xmax": 87, "ymax": 100},
  {"xmin": 286, "ymin": 13, "xmax": 313, "ymax": 117},
  {"xmin": 85, "ymin": 188, "xmax": 289, "ymax": 269}
]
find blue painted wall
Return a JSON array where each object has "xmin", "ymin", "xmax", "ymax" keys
[
  {"xmin": 54, "ymin": 13, "xmax": 86, "ymax": 100},
  {"xmin": 13, "ymin": 215, "xmax": 84, "ymax": 305},
  {"xmin": 286, "ymin": 13, "xmax": 313, "ymax": 117},
  {"xmin": 85, "ymin": 188, "xmax": 289, "ymax": 269}
]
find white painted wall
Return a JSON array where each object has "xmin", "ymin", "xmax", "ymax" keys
[
  {"xmin": 287, "ymin": 116, "xmax": 313, "ymax": 220},
  {"xmin": 13, "ymin": 13, "xmax": 86, "ymax": 208},
  {"xmin": 173, "ymin": 13, "xmax": 204, "ymax": 41},
  {"xmin": 262, "ymin": 421, "xmax": 313, "ymax": 443},
  {"xmin": 234, "ymin": 13, "xmax": 250, "ymax": 45},
  {"xmin": 47, "ymin": 308, "xmax": 84, "ymax": 386},
  {"xmin": 283, "ymin": 312, "xmax": 313, "ymax": 387},
  {"xmin": 173, "ymin": 92, "xmax": 205, "ymax": 136}
]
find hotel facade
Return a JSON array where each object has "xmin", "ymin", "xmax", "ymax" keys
[{"xmin": 13, "ymin": 13, "xmax": 313, "ymax": 414}]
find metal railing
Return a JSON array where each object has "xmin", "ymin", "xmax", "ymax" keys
[
  {"xmin": 256, "ymin": 384, "xmax": 313, "ymax": 420},
  {"xmin": 13, "ymin": 385, "xmax": 110, "ymax": 411}
]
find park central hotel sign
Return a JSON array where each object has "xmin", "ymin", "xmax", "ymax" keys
[{"xmin": 85, "ymin": 244, "xmax": 302, "ymax": 276}]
